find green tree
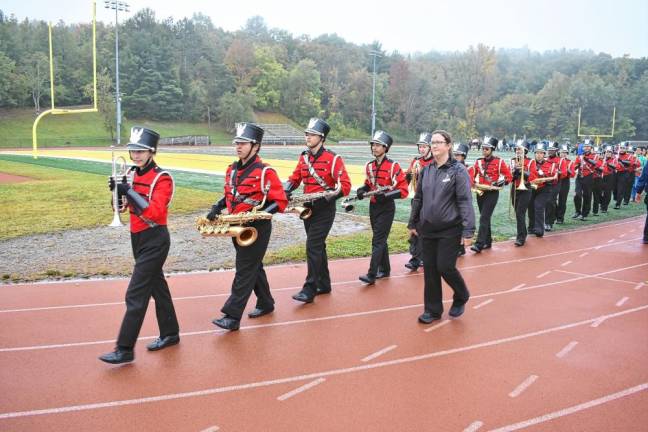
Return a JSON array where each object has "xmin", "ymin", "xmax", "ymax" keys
[
  {"xmin": 251, "ymin": 46, "xmax": 287, "ymax": 111},
  {"xmin": 282, "ymin": 59, "xmax": 321, "ymax": 123}
]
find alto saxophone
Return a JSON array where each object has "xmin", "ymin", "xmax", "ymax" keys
[{"xmin": 285, "ymin": 174, "xmax": 342, "ymax": 219}]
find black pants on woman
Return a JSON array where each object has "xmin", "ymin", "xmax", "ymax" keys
[
  {"xmin": 511, "ymin": 188, "xmax": 531, "ymax": 242},
  {"xmin": 528, "ymin": 186, "xmax": 551, "ymax": 236},
  {"xmin": 556, "ymin": 178, "xmax": 570, "ymax": 222},
  {"xmin": 221, "ymin": 220, "xmax": 274, "ymax": 320},
  {"xmin": 616, "ymin": 171, "xmax": 633, "ymax": 206},
  {"xmin": 117, "ymin": 226, "xmax": 179, "ymax": 349},
  {"xmin": 301, "ymin": 199, "xmax": 337, "ymax": 296},
  {"xmin": 574, "ymin": 175, "xmax": 593, "ymax": 217},
  {"xmin": 476, "ymin": 190, "xmax": 499, "ymax": 247},
  {"xmin": 421, "ymin": 228, "xmax": 470, "ymax": 316},
  {"xmin": 601, "ymin": 175, "xmax": 614, "ymax": 212},
  {"xmin": 368, "ymin": 198, "xmax": 396, "ymax": 276}
]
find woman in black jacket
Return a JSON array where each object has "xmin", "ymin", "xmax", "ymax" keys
[{"xmin": 408, "ymin": 130, "xmax": 476, "ymax": 324}]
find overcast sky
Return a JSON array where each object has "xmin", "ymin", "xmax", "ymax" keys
[{"xmin": 3, "ymin": 0, "xmax": 647, "ymax": 58}]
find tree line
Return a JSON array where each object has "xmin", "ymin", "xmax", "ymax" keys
[{"xmin": 1, "ymin": 9, "xmax": 647, "ymax": 143}]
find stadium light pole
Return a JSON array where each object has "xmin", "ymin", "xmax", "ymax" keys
[
  {"xmin": 369, "ymin": 50, "xmax": 382, "ymax": 136},
  {"xmin": 105, "ymin": 1, "xmax": 130, "ymax": 145}
]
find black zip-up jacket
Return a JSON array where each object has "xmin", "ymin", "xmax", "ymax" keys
[{"xmin": 408, "ymin": 158, "xmax": 475, "ymax": 239}]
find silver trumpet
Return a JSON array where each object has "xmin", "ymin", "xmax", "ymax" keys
[{"xmin": 109, "ymin": 146, "xmax": 128, "ymax": 227}]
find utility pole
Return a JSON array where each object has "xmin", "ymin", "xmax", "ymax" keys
[
  {"xmin": 104, "ymin": 1, "xmax": 129, "ymax": 145},
  {"xmin": 370, "ymin": 50, "xmax": 382, "ymax": 136}
]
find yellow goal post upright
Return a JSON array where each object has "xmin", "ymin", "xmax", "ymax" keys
[
  {"xmin": 32, "ymin": 0, "xmax": 98, "ymax": 159},
  {"xmin": 577, "ymin": 106, "xmax": 616, "ymax": 146}
]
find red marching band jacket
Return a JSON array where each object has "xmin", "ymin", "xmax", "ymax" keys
[
  {"xmin": 363, "ymin": 157, "xmax": 409, "ymax": 203},
  {"xmin": 601, "ymin": 156, "xmax": 616, "ymax": 177},
  {"xmin": 287, "ymin": 147, "xmax": 352, "ymax": 196},
  {"xmin": 472, "ymin": 156, "xmax": 513, "ymax": 186},
  {"xmin": 509, "ymin": 157, "xmax": 536, "ymax": 189},
  {"xmin": 614, "ymin": 152, "xmax": 640, "ymax": 174},
  {"xmin": 407, "ymin": 155, "xmax": 434, "ymax": 174},
  {"xmin": 547, "ymin": 155, "xmax": 565, "ymax": 184},
  {"xmin": 558, "ymin": 156, "xmax": 576, "ymax": 179},
  {"xmin": 127, "ymin": 164, "xmax": 174, "ymax": 233},
  {"xmin": 224, "ymin": 156, "xmax": 288, "ymax": 214},
  {"xmin": 529, "ymin": 159, "xmax": 557, "ymax": 190},
  {"xmin": 574, "ymin": 153, "xmax": 601, "ymax": 177}
]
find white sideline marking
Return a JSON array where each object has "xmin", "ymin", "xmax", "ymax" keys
[
  {"xmin": 591, "ymin": 317, "xmax": 607, "ymax": 328},
  {"xmin": 554, "ymin": 269, "xmax": 640, "ymax": 286},
  {"xmin": 464, "ymin": 421, "xmax": 484, "ymax": 432},
  {"xmin": 361, "ymin": 345, "xmax": 397, "ymax": 362},
  {"xmin": 509, "ymin": 375, "xmax": 538, "ymax": 398},
  {"xmin": 424, "ymin": 319, "xmax": 451, "ymax": 333},
  {"xmin": 199, "ymin": 427, "xmax": 219, "ymax": 432},
  {"xmin": 578, "ymin": 252, "xmax": 589, "ymax": 258},
  {"xmin": 616, "ymin": 297, "xmax": 629, "ymax": 307},
  {"xmin": 277, "ymin": 378, "xmax": 326, "ymax": 401},
  {"xmin": 561, "ymin": 261, "xmax": 572, "ymax": 267},
  {"xmin": 607, "ymin": 239, "xmax": 615, "ymax": 243},
  {"xmin": 635, "ymin": 283, "xmax": 644, "ymax": 291},
  {"xmin": 536, "ymin": 271, "xmax": 551, "ymax": 279},
  {"xmin": 3, "ymin": 262, "xmax": 648, "ymax": 352},
  {"xmin": 555, "ymin": 341, "xmax": 578, "ymax": 358},
  {"xmin": 2, "ymin": 238, "xmax": 642, "ymax": 314},
  {"xmin": 488, "ymin": 383, "xmax": 648, "ymax": 432},
  {"xmin": 510, "ymin": 283, "xmax": 526, "ymax": 291},
  {"xmin": 0, "ymin": 306, "xmax": 646, "ymax": 420},
  {"xmin": 619, "ymin": 233, "xmax": 626, "ymax": 238},
  {"xmin": 473, "ymin": 299, "xmax": 494, "ymax": 310}
]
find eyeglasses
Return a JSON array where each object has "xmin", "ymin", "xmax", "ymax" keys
[{"xmin": 430, "ymin": 140, "xmax": 447, "ymax": 145}]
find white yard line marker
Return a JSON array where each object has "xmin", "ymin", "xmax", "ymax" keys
[
  {"xmin": 536, "ymin": 271, "xmax": 551, "ymax": 279},
  {"xmin": 277, "ymin": 378, "xmax": 325, "ymax": 401},
  {"xmin": 578, "ymin": 252, "xmax": 589, "ymax": 258},
  {"xmin": 561, "ymin": 261, "xmax": 572, "ymax": 267},
  {"xmin": 635, "ymin": 283, "xmax": 644, "ymax": 291},
  {"xmin": 509, "ymin": 375, "xmax": 538, "ymax": 398},
  {"xmin": 555, "ymin": 341, "xmax": 578, "ymax": 358},
  {"xmin": 424, "ymin": 319, "xmax": 451, "ymax": 333},
  {"xmin": 488, "ymin": 383, "xmax": 648, "ymax": 432},
  {"xmin": 361, "ymin": 345, "xmax": 397, "ymax": 363},
  {"xmin": 463, "ymin": 421, "xmax": 484, "ymax": 432},
  {"xmin": 607, "ymin": 239, "xmax": 615, "ymax": 243},
  {"xmin": 0, "ymin": 306, "xmax": 646, "ymax": 420},
  {"xmin": 616, "ymin": 297, "xmax": 629, "ymax": 307},
  {"xmin": 473, "ymin": 299, "xmax": 494, "ymax": 310},
  {"xmin": 554, "ymin": 270, "xmax": 639, "ymax": 286},
  {"xmin": 591, "ymin": 317, "xmax": 607, "ymax": 328},
  {"xmin": 199, "ymin": 427, "xmax": 219, "ymax": 432},
  {"xmin": 510, "ymin": 283, "xmax": 526, "ymax": 291}
]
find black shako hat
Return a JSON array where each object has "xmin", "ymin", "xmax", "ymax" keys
[
  {"xmin": 126, "ymin": 126, "xmax": 160, "ymax": 152},
  {"xmin": 482, "ymin": 136, "xmax": 499, "ymax": 149},
  {"xmin": 453, "ymin": 143, "xmax": 470, "ymax": 156},
  {"xmin": 304, "ymin": 118, "xmax": 331, "ymax": 139},
  {"xmin": 370, "ymin": 130, "xmax": 393, "ymax": 150},
  {"xmin": 416, "ymin": 132, "xmax": 432, "ymax": 145},
  {"xmin": 234, "ymin": 123, "xmax": 264, "ymax": 145}
]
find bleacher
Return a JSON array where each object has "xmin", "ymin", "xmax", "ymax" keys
[{"xmin": 256, "ymin": 123, "xmax": 304, "ymax": 145}]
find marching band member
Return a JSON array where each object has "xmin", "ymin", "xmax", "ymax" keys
[
  {"xmin": 600, "ymin": 145, "xmax": 617, "ymax": 213},
  {"xmin": 591, "ymin": 146, "xmax": 604, "ymax": 216},
  {"xmin": 284, "ymin": 118, "xmax": 351, "ymax": 303},
  {"xmin": 555, "ymin": 144, "xmax": 575, "ymax": 224},
  {"xmin": 408, "ymin": 130, "xmax": 474, "ymax": 323},
  {"xmin": 572, "ymin": 140, "xmax": 598, "ymax": 220},
  {"xmin": 528, "ymin": 142, "xmax": 557, "ymax": 237},
  {"xmin": 357, "ymin": 130, "xmax": 409, "ymax": 285},
  {"xmin": 633, "ymin": 159, "xmax": 648, "ymax": 244},
  {"xmin": 613, "ymin": 142, "xmax": 638, "ymax": 208},
  {"xmin": 470, "ymin": 137, "xmax": 512, "ymax": 253},
  {"xmin": 208, "ymin": 123, "xmax": 288, "ymax": 331},
  {"xmin": 453, "ymin": 142, "xmax": 473, "ymax": 255},
  {"xmin": 405, "ymin": 132, "xmax": 435, "ymax": 270},
  {"xmin": 100, "ymin": 127, "xmax": 180, "ymax": 364},
  {"xmin": 510, "ymin": 141, "xmax": 534, "ymax": 246},
  {"xmin": 544, "ymin": 142, "xmax": 564, "ymax": 231}
]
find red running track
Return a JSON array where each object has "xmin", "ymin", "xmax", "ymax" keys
[{"xmin": 0, "ymin": 216, "xmax": 647, "ymax": 431}]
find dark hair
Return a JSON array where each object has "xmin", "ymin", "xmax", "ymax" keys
[{"xmin": 431, "ymin": 130, "xmax": 452, "ymax": 144}]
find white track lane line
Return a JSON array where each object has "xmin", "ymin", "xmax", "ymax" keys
[
  {"xmin": 554, "ymin": 269, "xmax": 641, "ymax": 286},
  {"xmin": 537, "ymin": 271, "xmax": 551, "ymax": 279},
  {"xmin": 488, "ymin": 383, "xmax": 648, "ymax": 432},
  {"xmin": 579, "ymin": 252, "xmax": 589, "ymax": 258},
  {"xmin": 616, "ymin": 297, "xmax": 629, "ymax": 307},
  {"xmin": 635, "ymin": 283, "xmax": 644, "ymax": 291},
  {"xmin": 463, "ymin": 420, "xmax": 485, "ymax": 432},
  {"xmin": 3, "ymin": 262, "xmax": 647, "ymax": 352},
  {"xmin": 423, "ymin": 319, "xmax": 451, "ymax": 333},
  {"xmin": 2, "ymin": 306, "xmax": 645, "ymax": 420},
  {"xmin": 277, "ymin": 378, "xmax": 326, "ymax": 401},
  {"xmin": 510, "ymin": 283, "xmax": 526, "ymax": 291},
  {"xmin": 473, "ymin": 299, "xmax": 494, "ymax": 310},
  {"xmin": 509, "ymin": 375, "xmax": 538, "ymax": 398},
  {"xmin": 361, "ymin": 345, "xmax": 397, "ymax": 362},
  {"xmin": 591, "ymin": 317, "xmax": 607, "ymax": 328},
  {"xmin": 199, "ymin": 427, "xmax": 219, "ymax": 432},
  {"xmin": 561, "ymin": 261, "xmax": 572, "ymax": 267},
  {"xmin": 555, "ymin": 341, "xmax": 578, "ymax": 358}
]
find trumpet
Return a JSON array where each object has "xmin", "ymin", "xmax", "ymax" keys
[
  {"xmin": 285, "ymin": 173, "xmax": 342, "ymax": 219},
  {"xmin": 472, "ymin": 183, "xmax": 502, "ymax": 193},
  {"xmin": 341, "ymin": 185, "xmax": 392, "ymax": 212},
  {"xmin": 530, "ymin": 173, "xmax": 558, "ymax": 189},
  {"xmin": 109, "ymin": 146, "xmax": 128, "ymax": 227}
]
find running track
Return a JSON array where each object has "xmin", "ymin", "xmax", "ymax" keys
[{"xmin": 1, "ymin": 217, "xmax": 647, "ymax": 431}]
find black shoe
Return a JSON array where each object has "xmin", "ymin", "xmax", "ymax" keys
[
  {"xmin": 528, "ymin": 228, "xmax": 536, "ymax": 235},
  {"xmin": 578, "ymin": 215, "xmax": 586, "ymax": 221},
  {"xmin": 592, "ymin": 212, "xmax": 599, "ymax": 217},
  {"xmin": 643, "ymin": 239, "xmax": 648, "ymax": 244},
  {"xmin": 359, "ymin": 274, "xmax": 376, "ymax": 285},
  {"xmin": 418, "ymin": 312, "xmax": 442, "ymax": 324},
  {"xmin": 535, "ymin": 233, "xmax": 544, "ymax": 238},
  {"xmin": 212, "ymin": 315, "xmax": 240, "ymax": 331},
  {"xmin": 292, "ymin": 291, "xmax": 315, "ymax": 303},
  {"xmin": 376, "ymin": 271, "xmax": 390, "ymax": 279},
  {"xmin": 405, "ymin": 260, "xmax": 421, "ymax": 271},
  {"xmin": 449, "ymin": 304, "xmax": 465, "ymax": 318},
  {"xmin": 146, "ymin": 334, "xmax": 180, "ymax": 351},
  {"xmin": 248, "ymin": 306, "xmax": 274, "ymax": 318},
  {"xmin": 470, "ymin": 244, "xmax": 482, "ymax": 253},
  {"xmin": 514, "ymin": 239, "xmax": 525, "ymax": 247},
  {"xmin": 482, "ymin": 243, "xmax": 492, "ymax": 250},
  {"xmin": 315, "ymin": 287, "xmax": 331, "ymax": 296},
  {"xmin": 601, "ymin": 210, "xmax": 607, "ymax": 214},
  {"xmin": 614, "ymin": 205, "xmax": 621, "ymax": 209},
  {"xmin": 623, "ymin": 201, "xmax": 629, "ymax": 205},
  {"xmin": 571, "ymin": 213, "xmax": 581, "ymax": 219},
  {"xmin": 99, "ymin": 348, "xmax": 134, "ymax": 364},
  {"xmin": 457, "ymin": 245, "xmax": 466, "ymax": 257},
  {"xmin": 555, "ymin": 219, "xmax": 564, "ymax": 224}
]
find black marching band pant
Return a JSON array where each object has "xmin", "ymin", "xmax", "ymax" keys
[
  {"xmin": 616, "ymin": 171, "xmax": 633, "ymax": 206},
  {"xmin": 220, "ymin": 219, "xmax": 274, "ymax": 320},
  {"xmin": 528, "ymin": 185, "xmax": 552, "ymax": 236},
  {"xmin": 511, "ymin": 187, "xmax": 531, "ymax": 241},
  {"xmin": 545, "ymin": 181, "xmax": 561, "ymax": 225},
  {"xmin": 573, "ymin": 175, "xmax": 593, "ymax": 217},
  {"xmin": 117, "ymin": 226, "xmax": 179, "ymax": 349},
  {"xmin": 301, "ymin": 199, "xmax": 337, "ymax": 296},
  {"xmin": 368, "ymin": 197, "xmax": 396, "ymax": 276},
  {"xmin": 601, "ymin": 174, "xmax": 614, "ymax": 212},
  {"xmin": 555, "ymin": 177, "xmax": 570, "ymax": 222},
  {"xmin": 408, "ymin": 231, "xmax": 423, "ymax": 264},
  {"xmin": 476, "ymin": 190, "xmax": 499, "ymax": 246}
]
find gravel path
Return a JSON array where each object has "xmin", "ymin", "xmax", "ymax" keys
[{"xmin": 0, "ymin": 212, "xmax": 370, "ymax": 283}]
